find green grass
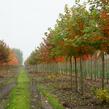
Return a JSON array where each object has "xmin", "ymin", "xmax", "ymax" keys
[
  {"xmin": 37, "ymin": 84, "xmax": 65, "ymax": 109},
  {"xmin": 6, "ymin": 70, "xmax": 30, "ymax": 109}
]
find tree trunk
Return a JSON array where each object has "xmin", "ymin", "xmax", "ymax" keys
[
  {"xmin": 70, "ymin": 57, "xmax": 73, "ymax": 91},
  {"xmin": 94, "ymin": 60, "xmax": 97, "ymax": 81},
  {"xmin": 69, "ymin": 57, "xmax": 73, "ymax": 109},
  {"xmin": 90, "ymin": 56, "xmax": 93, "ymax": 80},
  {"xmin": 74, "ymin": 57, "xmax": 78, "ymax": 92},
  {"xmin": 80, "ymin": 56, "xmax": 84, "ymax": 95},
  {"xmin": 102, "ymin": 52, "xmax": 105, "ymax": 90}
]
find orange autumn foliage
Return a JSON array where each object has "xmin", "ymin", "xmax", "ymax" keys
[
  {"xmin": 55, "ymin": 57, "xmax": 64, "ymax": 62},
  {"xmin": 100, "ymin": 11, "xmax": 109, "ymax": 37},
  {"xmin": 7, "ymin": 50, "xmax": 19, "ymax": 65}
]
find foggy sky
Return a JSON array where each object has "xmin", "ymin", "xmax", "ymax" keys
[{"xmin": 0, "ymin": 0, "xmax": 75, "ymax": 60}]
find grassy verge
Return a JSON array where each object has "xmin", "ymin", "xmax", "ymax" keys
[
  {"xmin": 6, "ymin": 70, "xmax": 30, "ymax": 109},
  {"xmin": 37, "ymin": 84, "xmax": 65, "ymax": 109}
]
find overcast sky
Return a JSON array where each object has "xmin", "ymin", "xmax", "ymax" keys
[{"xmin": 0, "ymin": 0, "xmax": 76, "ymax": 60}]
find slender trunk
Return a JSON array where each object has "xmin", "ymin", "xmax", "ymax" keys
[
  {"xmin": 66, "ymin": 62, "xmax": 68, "ymax": 76},
  {"xmin": 66, "ymin": 58, "xmax": 68, "ymax": 76},
  {"xmin": 70, "ymin": 57, "xmax": 73, "ymax": 91},
  {"xmin": 74, "ymin": 57, "xmax": 78, "ymax": 92},
  {"xmin": 91, "ymin": 56, "xmax": 93, "ymax": 80},
  {"xmin": 102, "ymin": 52, "xmax": 105, "ymax": 90},
  {"xmin": 84, "ymin": 61, "xmax": 87, "ymax": 79},
  {"xmin": 94, "ymin": 60, "xmax": 97, "ymax": 81},
  {"xmin": 80, "ymin": 56, "xmax": 84, "ymax": 95},
  {"xmin": 106, "ymin": 54, "xmax": 108, "ymax": 84},
  {"xmin": 70, "ymin": 57, "xmax": 73, "ymax": 109}
]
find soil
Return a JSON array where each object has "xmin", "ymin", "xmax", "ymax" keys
[
  {"xmin": 31, "ymin": 79, "xmax": 43, "ymax": 109},
  {"xmin": 30, "ymin": 72, "xmax": 109, "ymax": 109},
  {"xmin": 30, "ymin": 79, "xmax": 53, "ymax": 109}
]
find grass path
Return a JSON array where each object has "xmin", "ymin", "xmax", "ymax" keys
[
  {"xmin": 6, "ymin": 70, "xmax": 30, "ymax": 109},
  {"xmin": 37, "ymin": 84, "xmax": 65, "ymax": 109}
]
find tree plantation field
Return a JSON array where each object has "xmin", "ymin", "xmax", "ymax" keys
[
  {"xmin": 1, "ymin": 0, "xmax": 109, "ymax": 109},
  {"xmin": 26, "ymin": 62, "xmax": 109, "ymax": 109}
]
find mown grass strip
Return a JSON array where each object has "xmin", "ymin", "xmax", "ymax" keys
[
  {"xmin": 37, "ymin": 84, "xmax": 65, "ymax": 109},
  {"xmin": 6, "ymin": 70, "xmax": 30, "ymax": 109}
]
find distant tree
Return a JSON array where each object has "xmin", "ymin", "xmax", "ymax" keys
[
  {"xmin": 0, "ymin": 40, "xmax": 10, "ymax": 65},
  {"xmin": 7, "ymin": 49, "xmax": 19, "ymax": 65},
  {"xmin": 12, "ymin": 48, "xmax": 23, "ymax": 65}
]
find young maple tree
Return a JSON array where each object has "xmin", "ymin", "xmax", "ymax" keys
[{"xmin": 87, "ymin": 0, "xmax": 109, "ymax": 89}]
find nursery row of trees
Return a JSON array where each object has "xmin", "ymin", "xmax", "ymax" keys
[
  {"xmin": 0, "ymin": 40, "xmax": 23, "ymax": 66},
  {"xmin": 25, "ymin": 0, "xmax": 109, "ymax": 94}
]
